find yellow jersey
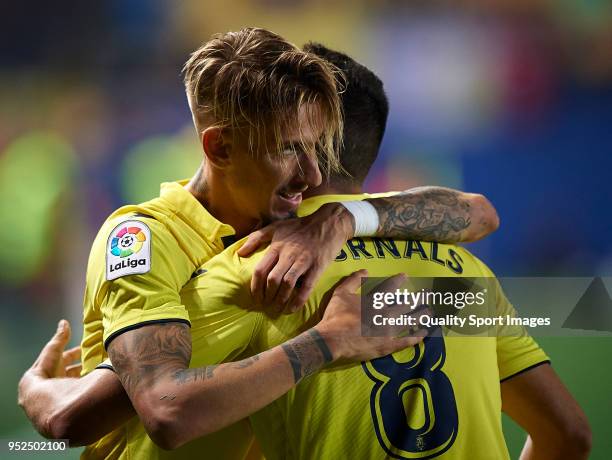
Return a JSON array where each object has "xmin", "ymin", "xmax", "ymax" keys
[
  {"xmin": 80, "ymin": 180, "xmax": 255, "ymax": 460},
  {"xmin": 181, "ymin": 193, "xmax": 549, "ymax": 460}
]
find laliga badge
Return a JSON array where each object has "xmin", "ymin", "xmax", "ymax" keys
[{"xmin": 106, "ymin": 220, "xmax": 152, "ymax": 280}]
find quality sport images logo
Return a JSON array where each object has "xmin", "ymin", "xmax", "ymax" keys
[{"xmin": 106, "ymin": 220, "xmax": 151, "ymax": 280}]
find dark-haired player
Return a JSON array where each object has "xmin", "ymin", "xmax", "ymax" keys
[{"xmin": 173, "ymin": 43, "xmax": 591, "ymax": 460}]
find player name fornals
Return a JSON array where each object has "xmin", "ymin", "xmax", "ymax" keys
[{"xmin": 372, "ymin": 314, "xmax": 551, "ymax": 328}]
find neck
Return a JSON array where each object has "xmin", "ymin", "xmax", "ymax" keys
[{"xmin": 186, "ymin": 165, "xmax": 258, "ymax": 238}]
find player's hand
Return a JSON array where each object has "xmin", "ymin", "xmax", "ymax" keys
[
  {"xmin": 26, "ymin": 319, "xmax": 82, "ymax": 379},
  {"xmin": 238, "ymin": 203, "xmax": 354, "ymax": 314},
  {"xmin": 315, "ymin": 270, "xmax": 429, "ymax": 362}
]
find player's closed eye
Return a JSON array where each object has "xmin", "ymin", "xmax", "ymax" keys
[{"xmin": 281, "ymin": 148, "xmax": 299, "ymax": 156}]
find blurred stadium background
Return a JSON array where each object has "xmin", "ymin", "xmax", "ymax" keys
[{"xmin": 1, "ymin": 1, "xmax": 611, "ymax": 458}]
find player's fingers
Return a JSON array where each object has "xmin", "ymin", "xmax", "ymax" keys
[
  {"xmin": 264, "ymin": 254, "xmax": 296, "ymax": 307},
  {"xmin": 380, "ymin": 307, "xmax": 430, "ymax": 338},
  {"xmin": 276, "ymin": 258, "xmax": 311, "ymax": 311},
  {"xmin": 38, "ymin": 320, "xmax": 71, "ymax": 360},
  {"xmin": 287, "ymin": 268, "xmax": 318, "ymax": 313},
  {"xmin": 388, "ymin": 329, "xmax": 427, "ymax": 351},
  {"xmin": 31, "ymin": 320, "xmax": 72, "ymax": 375},
  {"xmin": 365, "ymin": 273, "xmax": 407, "ymax": 298},
  {"xmin": 237, "ymin": 226, "xmax": 275, "ymax": 257},
  {"xmin": 52, "ymin": 319, "xmax": 71, "ymax": 345},
  {"xmin": 405, "ymin": 327, "xmax": 429, "ymax": 342},
  {"xmin": 334, "ymin": 269, "xmax": 368, "ymax": 295},
  {"xmin": 389, "ymin": 302, "xmax": 431, "ymax": 322},
  {"xmin": 411, "ymin": 304, "xmax": 432, "ymax": 321},
  {"xmin": 65, "ymin": 363, "xmax": 82, "ymax": 378},
  {"xmin": 251, "ymin": 249, "xmax": 279, "ymax": 306},
  {"xmin": 62, "ymin": 346, "xmax": 81, "ymax": 364}
]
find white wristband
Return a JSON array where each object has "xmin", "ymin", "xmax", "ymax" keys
[{"xmin": 340, "ymin": 200, "xmax": 380, "ymax": 237}]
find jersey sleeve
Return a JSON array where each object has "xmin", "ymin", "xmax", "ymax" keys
[
  {"xmin": 89, "ymin": 217, "xmax": 193, "ymax": 349},
  {"xmin": 493, "ymin": 278, "xmax": 550, "ymax": 381},
  {"xmin": 94, "ymin": 358, "xmax": 115, "ymax": 372}
]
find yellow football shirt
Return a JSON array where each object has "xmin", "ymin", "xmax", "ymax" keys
[
  {"xmin": 80, "ymin": 180, "xmax": 255, "ymax": 460},
  {"xmin": 181, "ymin": 193, "xmax": 549, "ymax": 460}
]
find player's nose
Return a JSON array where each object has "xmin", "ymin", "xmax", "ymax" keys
[{"xmin": 299, "ymin": 152, "xmax": 322, "ymax": 188}]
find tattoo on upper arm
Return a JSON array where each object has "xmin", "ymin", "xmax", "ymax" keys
[
  {"xmin": 367, "ymin": 187, "xmax": 471, "ymax": 242},
  {"xmin": 108, "ymin": 322, "xmax": 192, "ymax": 397},
  {"xmin": 282, "ymin": 329, "xmax": 333, "ymax": 384},
  {"xmin": 108, "ymin": 321, "xmax": 272, "ymax": 398}
]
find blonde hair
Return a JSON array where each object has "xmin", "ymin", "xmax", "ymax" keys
[{"xmin": 183, "ymin": 28, "xmax": 343, "ymax": 174}]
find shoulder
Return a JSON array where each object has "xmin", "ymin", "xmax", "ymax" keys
[
  {"xmin": 458, "ymin": 248, "xmax": 496, "ymax": 278},
  {"xmin": 93, "ymin": 198, "xmax": 186, "ymax": 254},
  {"xmin": 185, "ymin": 240, "xmax": 252, "ymax": 297},
  {"xmin": 87, "ymin": 206, "xmax": 190, "ymax": 285},
  {"xmin": 434, "ymin": 244, "xmax": 497, "ymax": 278}
]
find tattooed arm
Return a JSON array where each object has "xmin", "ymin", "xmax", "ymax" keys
[
  {"xmin": 365, "ymin": 186, "xmax": 499, "ymax": 243},
  {"xmin": 19, "ymin": 323, "xmax": 330, "ymax": 448},
  {"xmin": 18, "ymin": 273, "xmax": 421, "ymax": 447},
  {"xmin": 107, "ymin": 271, "xmax": 422, "ymax": 450},
  {"xmin": 18, "ymin": 323, "xmax": 333, "ymax": 448},
  {"xmin": 108, "ymin": 323, "xmax": 328, "ymax": 450},
  {"xmin": 239, "ymin": 186, "xmax": 498, "ymax": 312}
]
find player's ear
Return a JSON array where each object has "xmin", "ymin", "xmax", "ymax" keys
[{"xmin": 201, "ymin": 127, "xmax": 231, "ymax": 169}]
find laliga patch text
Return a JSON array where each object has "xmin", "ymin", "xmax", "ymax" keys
[{"xmin": 106, "ymin": 220, "xmax": 151, "ymax": 280}]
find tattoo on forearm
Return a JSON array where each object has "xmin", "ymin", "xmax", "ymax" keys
[
  {"xmin": 174, "ymin": 365, "xmax": 217, "ymax": 385},
  {"xmin": 282, "ymin": 329, "xmax": 333, "ymax": 384},
  {"xmin": 231, "ymin": 355, "xmax": 261, "ymax": 369},
  {"xmin": 367, "ymin": 187, "xmax": 471, "ymax": 242},
  {"xmin": 173, "ymin": 353, "xmax": 262, "ymax": 386}
]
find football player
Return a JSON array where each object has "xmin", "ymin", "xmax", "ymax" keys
[{"xmin": 19, "ymin": 32, "xmax": 501, "ymax": 460}]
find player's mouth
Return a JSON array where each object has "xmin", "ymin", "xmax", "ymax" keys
[
  {"xmin": 277, "ymin": 185, "xmax": 306, "ymax": 207},
  {"xmin": 278, "ymin": 189, "xmax": 303, "ymax": 206}
]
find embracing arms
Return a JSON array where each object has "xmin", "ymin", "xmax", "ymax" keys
[
  {"xmin": 19, "ymin": 272, "xmax": 425, "ymax": 449},
  {"xmin": 107, "ymin": 323, "xmax": 330, "ymax": 449},
  {"xmin": 21, "ymin": 327, "xmax": 338, "ymax": 449},
  {"xmin": 106, "ymin": 271, "xmax": 422, "ymax": 450},
  {"xmin": 239, "ymin": 186, "xmax": 498, "ymax": 310},
  {"xmin": 363, "ymin": 186, "xmax": 498, "ymax": 242}
]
